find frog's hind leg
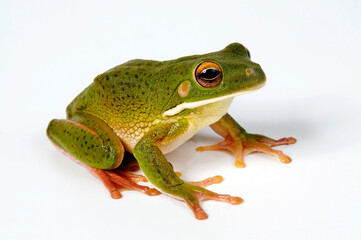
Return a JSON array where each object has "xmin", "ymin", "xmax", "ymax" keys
[{"xmin": 47, "ymin": 112, "xmax": 159, "ymax": 199}]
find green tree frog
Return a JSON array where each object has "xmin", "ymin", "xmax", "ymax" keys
[{"xmin": 47, "ymin": 43, "xmax": 296, "ymax": 220}]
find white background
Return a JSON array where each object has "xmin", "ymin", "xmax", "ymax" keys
[{"xmin": 1, "ymin": 0, "xmax": 360, "ymax": 239}]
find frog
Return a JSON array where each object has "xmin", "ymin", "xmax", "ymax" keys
[{"xmin": 47, "ymin": 43, "xmax": 296, "ymax": 220}]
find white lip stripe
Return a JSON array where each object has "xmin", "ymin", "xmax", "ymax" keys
[{"xmin": 163, "ymin": 83, "xmax": 265, "ymax": 117}]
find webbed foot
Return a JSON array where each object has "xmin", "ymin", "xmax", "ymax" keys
[
  {"xmin": 197, "ymin": 134, "xmax": 296, "ymax": 168},
  {"xmin": 173, "ymin": 183, "xmax": 243, "ymax": 220},
  {"xmin": 86, "ymin": 165, "xmax": 160, "ymax": 199}
]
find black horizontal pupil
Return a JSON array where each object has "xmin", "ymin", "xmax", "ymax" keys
[{"xmin": 200, "ymin": 68, "xmax": 219, "ymax": 79}]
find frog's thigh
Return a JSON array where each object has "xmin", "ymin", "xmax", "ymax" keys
[{"xmin": 47, "ymin": 112, "xmax": 124, "ymax": 169}]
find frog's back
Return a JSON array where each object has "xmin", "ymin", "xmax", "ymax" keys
[
  {"xmin": 68, "ymin": 60, "xmax": 160, "ymax": 116},
  {"xmin": 66, "ymin": 60, "xmax": 178, "ymax": 151}
]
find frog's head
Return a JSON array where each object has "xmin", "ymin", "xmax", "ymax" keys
[{"xmin": 161, "ymin": 43, "xmax": 266, "ymax": 117}]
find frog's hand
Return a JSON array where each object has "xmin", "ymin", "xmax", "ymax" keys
[
  {"xmin": 133, "ymin": 120, "xmax": 242, "ymax": 220},
  {"xmin": 196, "ymin": 113, "xmax": 296, "ymax": 168},
  {"xmin": 47, "ymin": 112, "xmax": 160, "ymax": 199}
]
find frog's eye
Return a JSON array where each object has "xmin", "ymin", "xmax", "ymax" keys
[
  {"xmin": 246, "ymin": 49, "xmax": 251, "ymax": 59},
  {"xmin": 194, "ymin": 62, "xmax": 222, "ymax": 88}
]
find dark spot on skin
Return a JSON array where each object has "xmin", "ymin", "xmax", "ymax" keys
[
  {"xmin": 85, "ymin": 141, "xmax": 87, "ymax": 144},
  {"xmin": 114, "ymin": 73, "xmax": 118, "ymax": 77},
  {"xmin": 112, "ymin": 90, "xmax": 116, "ymax": 94},
  {"xmin": 106, "ymin": 75, "xmax": 109, "ymax": 81},
  {"xmin": 81, "ymin": 144, "xmax": 83, "ymax": 148},
  {"xmin": 83, "ymin": 136, "xmax": 86, "ymax": 140},
  {"xmin": 127, "ymin": 94, "xmax": 130, "ymax": 98},
  {"xmin": 87, "ymin": 146, "xmax": 90, "ymax": 150},
  {"xmin": 76, "ymin": 137, "xmax": 79, "ymax": 141},
  {"xmin": 121, "ymin": 87, "xmax": 125, "ymax": 91},
  {"xmin": 138, "ymin": 84, "xmax": 141, "ymax": 88},
  {"xmin": 135, "ymin": 74, "xmax": 138, "ymax": 79},
  {"xmin": 91, "ymin": 145, "xmax": 94, "ymax": 148}
]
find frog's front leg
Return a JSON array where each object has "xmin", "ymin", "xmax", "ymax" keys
[
  {"xmin": 197, "ymin": 113, "xmax": 296, "ymax": 168},
  {"xmin": 133, "ymin": 119, "xmax": 242, "ymax": 220},
  {"xmin": 47, "ymin": 112, "xmax": 160, "ymax": 198}
]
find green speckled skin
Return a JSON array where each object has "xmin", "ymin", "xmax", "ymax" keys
[
  {"xmin": 47, "ymin": 43, "xmax": 269, "ymax": 219},
  {"xmin": 48, "ymin": 112, "xmax": 124, "ymax": 169}
]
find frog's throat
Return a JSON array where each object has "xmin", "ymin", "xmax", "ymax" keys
[{"xmin": 162, "ymin": 83, "xmax": 265, "ymax": 117}]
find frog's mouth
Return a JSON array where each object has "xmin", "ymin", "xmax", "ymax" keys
[{"xmin": 162, "ymin": 82, "xmax": 265, "ymax": 117}]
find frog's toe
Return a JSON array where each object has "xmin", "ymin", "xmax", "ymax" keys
[
  {"xmin": 175, "ymin": 183, "xmax": 243, "ymax": 220},
  {"xmin": 86, "ymin": 165, "xmax": 161, "ymax": 198},
  {"xmin": 106, "ymin": 171, "xmax": 161, "ymax": 196},
  {"xmin": 86, "ymin": 166, "xmax": 123, "ymax": 199},
  {"xmin": 244, "ymin": 140, "xmax": 293, "ymax": 164},
  {"xmin": 253, "ymin": 135, "xmax": 297, "ymax": 147},
  {"xmin": 191, "ymin": 185, "xmax": 243, "ymax": 205},
  {"xmin": 196, "ymin": 139, "xmax": 247, "ymax": 167},
  {"xmin": 248, "ymin": 134, "xmax": 296, "ymax": 163},
  {"xmin": 188, "ymin": 175, "xmax": 223, "ymax": 187},
  {"xmin": 188, "ymin": 201, "xmax": 208, "ymax": 220},
  {"xmin": 113, "ymin": 168, "xmax": 148, "ymax": 183}
]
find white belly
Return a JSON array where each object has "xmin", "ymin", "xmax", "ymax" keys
[{"xmin": 159, "ymin": 97, "xmax": 234, "ymax": 154}]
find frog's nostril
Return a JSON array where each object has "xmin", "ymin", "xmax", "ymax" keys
[{"xmin": 246, "ymin": 68, "xmax": 255, "ymax": 75}]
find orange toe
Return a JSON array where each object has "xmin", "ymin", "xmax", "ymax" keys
[{"xmin": 188, "ymin": 175, "xmax": 223, "ymax": 187}]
